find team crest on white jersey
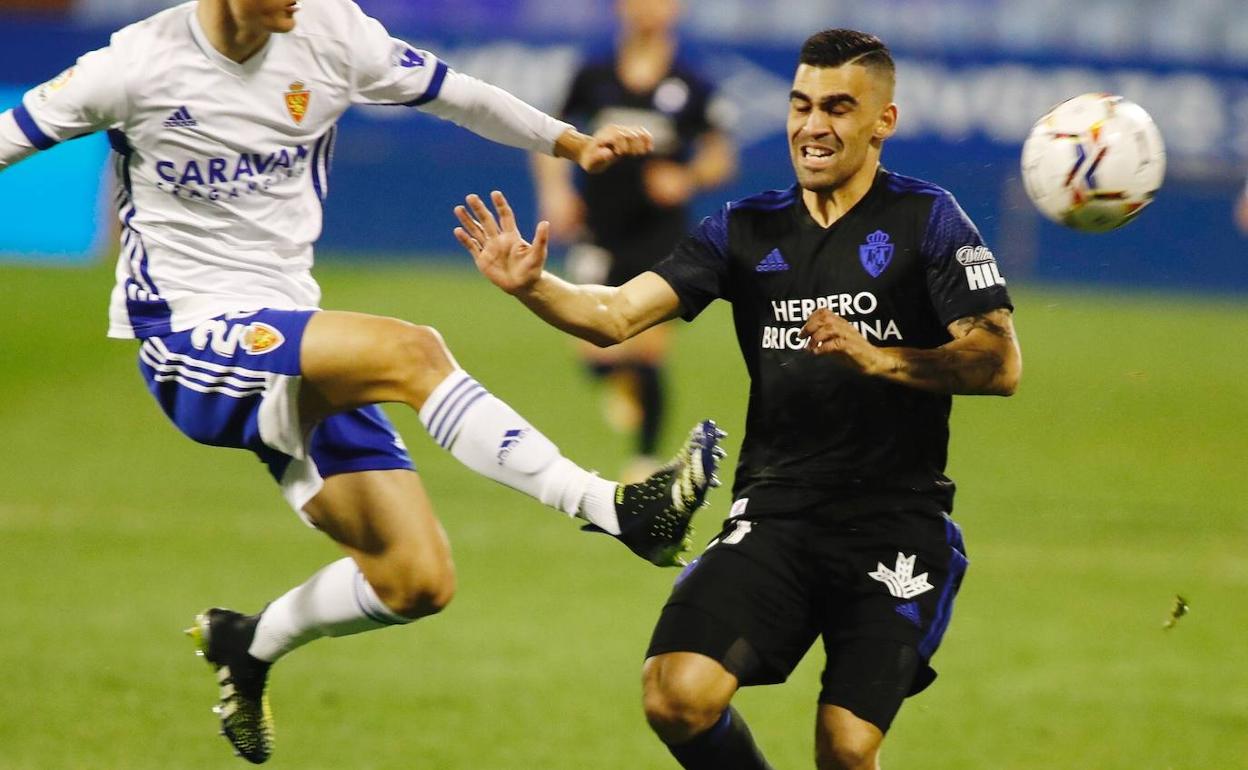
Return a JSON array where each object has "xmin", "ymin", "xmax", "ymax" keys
[
  {"xmin": 284, "ymin": 81, "xmax": 311, "ymax": 124},
  {"xmin": 869, "ymin": 553, "xmax": 934, "ymax": 599}
]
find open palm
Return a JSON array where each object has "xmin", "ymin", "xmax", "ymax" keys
[{"xmin": 454, "ymin": 191, "xmax": 550, "ymax": 296}]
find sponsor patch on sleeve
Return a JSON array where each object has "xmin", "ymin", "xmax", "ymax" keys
[{"xmin": 956, "ymin": 245, "xmax": 1005, "ymax": 290}]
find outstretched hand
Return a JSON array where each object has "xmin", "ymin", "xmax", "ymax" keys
[
  {"xmin": 578, "ymin": 124, "xmax": 653, "ymax": 174},
  {"xmin": 454, "ymin": 191, "xmax": 549, "ymax": 296}
]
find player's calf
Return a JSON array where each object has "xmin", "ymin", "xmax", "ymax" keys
[{"xmin": 815, "ymin": 706, "xmax": 884, "ymax": 770}]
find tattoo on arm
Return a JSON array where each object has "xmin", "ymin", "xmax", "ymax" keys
[
  {"xmin": 888, "ymin": 310, "xmax": 1015, "ymax": 394},
  {"xmin": 949, "ymin": 313, "xmax": 1015, "ymax": 342},
  {"xmin": 892, "ymin": 347, "xmax": 1005, "ymax": 393}
]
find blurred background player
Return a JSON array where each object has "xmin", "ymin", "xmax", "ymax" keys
[
  {"xmin": 531, "ymin": 0, "xmax": 736, "ymax": 481},
  {"xmin": 0, "ymin": 0, "xmax": 725, "ymax": 763},
  {"xmin": 458, "ymin": 29, "xmax": 1020, "ymax": 770}
]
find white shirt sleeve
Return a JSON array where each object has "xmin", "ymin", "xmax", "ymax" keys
[
  {"xmin": 346, "ymin": 5, "xmax": 571, "ymax": 155},
  {"xmin": 0, "ymin": 110, "xmax": 36, "ymax": 171},
  {"xmin": 417, "ymin": 69, "xmax": 573, "ymax": 156},
  {"xmin": 347, "ymin": 5, "xmax": 451, "ymax": 107},
  {"xmin": 11, "ymin": 46, "xmax": 128, "ymax": 151}
]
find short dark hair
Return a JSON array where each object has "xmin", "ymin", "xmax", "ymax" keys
[{"xmin": 799, "ymin": 29, "xmax": 894, "ymax": 82}]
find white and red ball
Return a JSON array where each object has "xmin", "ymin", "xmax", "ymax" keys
[{"xmin": 1021, "ymin": 93, "xmax": 1166, "ymax": 233}]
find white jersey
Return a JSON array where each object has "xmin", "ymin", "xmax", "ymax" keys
[{"xmin": 0, "ymin": 0, "xmax": 572, "ymax": 338}]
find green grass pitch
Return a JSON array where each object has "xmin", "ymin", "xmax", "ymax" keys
[{"xmin": 0, "ymin": 260, "xmax": 1245, "ymax": 769}]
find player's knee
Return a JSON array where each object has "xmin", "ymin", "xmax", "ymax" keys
[
  {"xmin": 815, "ymin": 732, "xmax": 881, "ymax": 770},
  {"xmin": 384, "ymin": 322, "xmax": 456, "ymax": 402},
  {"xmin": 375, "ymin": 557, "xmax": 457, "ymax": 619},
  {"xmin": 642, "ymin": 661, "xmax": 731, "ymax": 743}
]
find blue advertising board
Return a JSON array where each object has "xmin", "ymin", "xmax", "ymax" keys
[{"xmin": 0, "ymin": 87, "xmax": 110, "ymax": 263}]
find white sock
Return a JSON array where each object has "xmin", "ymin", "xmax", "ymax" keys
[
  {"xmin": 419, "ymin": 369, "xmax": 621, "ymax": 534},
  {"xmin": 248, "ymin": 558, "xmax": 411, "ymax": 663}
]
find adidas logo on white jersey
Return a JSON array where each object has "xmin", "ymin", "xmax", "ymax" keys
[{"xmin": 163, "ymin": 106, "xmax": 198, "ymax": 128}]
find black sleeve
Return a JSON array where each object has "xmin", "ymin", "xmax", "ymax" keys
[
  {"xmin": 558, "ymin": 66, "xmax": 592, "ymax": 123},
  {"xmin": 684, "ymin": 76, "xmax": 715, "ymax": 137},
  {"xmin": 650, "ymin": 206, "xmax": 731, "ymax": 321},
  {"xmin": 922, "ymin": 191, "xmax": 1013, "ymax": 326}
]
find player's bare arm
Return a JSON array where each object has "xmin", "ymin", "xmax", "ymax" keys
[
  {"xmin": 454, "ymin": 191, "xmax": 680, "ymax": 346},
  {"xmin": 800, "ymin": 306, "xmax": 1021, "ymax": 396},
  {"xmin": 556, "ymin": 124, "xmax": 655, "ymax": 174}
]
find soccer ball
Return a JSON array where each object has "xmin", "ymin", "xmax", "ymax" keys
[{"xmin": 1020, "ymin": 93, "xmax": 1166, "ymax": 233}]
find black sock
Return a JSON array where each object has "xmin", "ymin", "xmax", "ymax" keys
[
  {"xmin": 666, "ymin": 708, "xmax": 774, "ymax": 770},
  {"xmin": 633, "ymin": 363, "xmax": 665, "ymax": 456}
]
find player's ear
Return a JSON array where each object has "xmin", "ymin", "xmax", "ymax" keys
[{"xmin": 874, "ymin": 103, "xmax": 898, "ymax": 141}]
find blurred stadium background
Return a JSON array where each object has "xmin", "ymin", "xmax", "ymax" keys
[{"xmin": 1, "ymin": 1, "xmax": 1246, "ymax": 768}]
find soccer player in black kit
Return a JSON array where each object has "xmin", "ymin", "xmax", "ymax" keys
[
  {"xmin": 532, "ymin": 0, "xmax": 736, "ymax": 481},
  {"xmin": 456, "ymin": 29, "xmax": 1021, "ymax": 770}
]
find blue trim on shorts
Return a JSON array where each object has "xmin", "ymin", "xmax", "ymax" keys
[
  {"xmin": 308, "ymin": 404, "xmax": 414, "ymax": 479},
  {"xmin": 919, "ymin": 516, "xmax": 968, "ymax": 660}
]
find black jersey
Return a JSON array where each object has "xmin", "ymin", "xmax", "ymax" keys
[
  {"xmin": 651, "ymin": 169, "xmax": 1013, "ymax": 518},
  {"xmin": 559, "ymin": 54, "xmax": 720, "ymax": 264}
]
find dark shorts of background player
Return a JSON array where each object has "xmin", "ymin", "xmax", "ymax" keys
[
  {"xmin": 593, "ymin": 210, "xmax": 689, "ymax": 287},
  {"xmin": 646, "ymin": 507, "xmax": 968, "ymax": 733}
]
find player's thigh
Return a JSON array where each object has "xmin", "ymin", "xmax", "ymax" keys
[
  {"xmin": 647, "ymin": 517, "xmax": 821, "ymax": 688},
  {"xmin": 299, "ymin": 310, "xmax": 458, "ymax": 422},
  {"xmin": 303, "ymin": 468, "xmax": 455, "ymax": 608},
  {"xmin": 815, "ymin": 704, "xmax": 883, "ymax": 770}
]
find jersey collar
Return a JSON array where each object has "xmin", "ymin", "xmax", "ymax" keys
[
  {"xmin": 794, "ymin": 167, "xmax": 888, "ymax": 232},
  {"xmin": 188, "ymin": 7, "xmax": 277, "ymax": 77}
]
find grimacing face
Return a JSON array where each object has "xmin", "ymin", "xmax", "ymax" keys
[
  {"xmin": 229, "ymin": 0, "xmax": 301, "ymax": 33},
  {"xmin": 787, "ymin": 62, "xmax": 897, "ymax": 194}
]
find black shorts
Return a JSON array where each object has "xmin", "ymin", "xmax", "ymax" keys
[
  {"xmin": 566, "ymin": 240, "xmax": 668, "ymax": 288},
  {"xmin": 646, "ymin": 509, "xmax": 968, "ymax": 732},
  {"xmin": 571, "ymin": 211, "xmax": 688, "ymax": 287}
]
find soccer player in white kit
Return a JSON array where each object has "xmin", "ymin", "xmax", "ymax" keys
[{"xmin": 0, "ymin": 0, "xmax": 726, "ymax": 763}]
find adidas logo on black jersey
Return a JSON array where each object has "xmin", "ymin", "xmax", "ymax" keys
[
  {"xmin": 163, "ymin": 106, "xmax": 198, "ymax": 128},
  {"xmin": 755, "ymin": 249, "xmax": 790, "ymax": 272}
]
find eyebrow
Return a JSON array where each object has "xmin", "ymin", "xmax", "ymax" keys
[{"xmin": 789, "ymin": 90, "xmax": 859, "ymax": 110}]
